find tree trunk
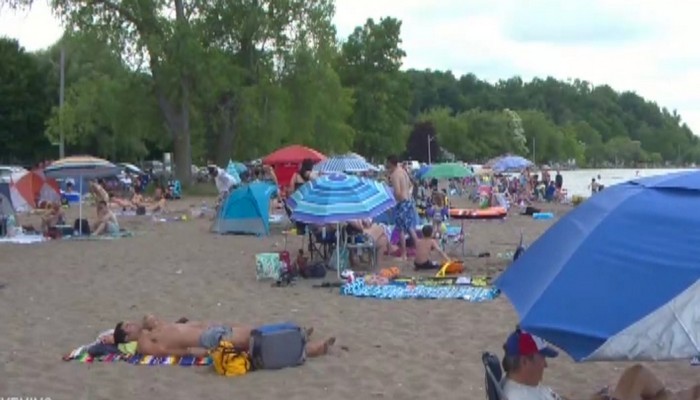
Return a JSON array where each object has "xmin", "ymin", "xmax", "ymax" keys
[
  {"xmin": 214, "ymin": 96, "xmax": 237, "ymax": 166},
  {"xmin": 156, "ymin": 87, "xmax": 192, "ymax": 185}
]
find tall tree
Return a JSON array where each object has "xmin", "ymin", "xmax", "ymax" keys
[
  {"xmin": 0, "ymin": 38, "xmax": 54, "ymax": 163},
  {"xmin": 338, "ymin": 17, "xmax": 410, "ymax": 159}
]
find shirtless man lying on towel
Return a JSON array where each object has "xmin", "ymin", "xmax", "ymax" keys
[{"xmin": 106, "ymin": 314, "xmax": 335, "ymax": 358}]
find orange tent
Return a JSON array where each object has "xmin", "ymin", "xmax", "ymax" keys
[{"xmin": 263, "ymin": 145, "xmax": 326, "ymax": 189}]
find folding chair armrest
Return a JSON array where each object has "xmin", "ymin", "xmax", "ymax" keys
[{"xmin": 482, "ymin": 352, "xmax": 507, "ymax": 400}]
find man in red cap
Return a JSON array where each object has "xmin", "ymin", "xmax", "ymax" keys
[{"xmin": 501, "ymin": 328, "xmax": 700, "ymax": 400}]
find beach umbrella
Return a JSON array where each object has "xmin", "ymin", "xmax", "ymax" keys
[
  {"xmin": 44, "ymin": 156, "xmax": 122, "ymax": 179},
  {"xmin": 415, "ymin": 165, "xmax": 432, "ymax": 179},
  {"xmin": 422, "ymin": 163, "xmax": 473, "ymax": 180},
  {"xmin": 313, "ymin": 155, "xmax": 379, "ymax": 173},
  {"xmin": 227, "ymin": 160, "xmax": 248, "ymax": 174},
  {"xmin": 490, "ymin": 155, "xmax": 533, "ymax": 173},
  {"xmin": 287, "ymin": 173, "xmax": 396, "ymax": 278},
  {"xmin": 44, "ymin": 156, "xmax": 122, "ymax": 234},
  {"xmin": 495, "ymin": 170, "xmax": 700, "ymax": 362}
]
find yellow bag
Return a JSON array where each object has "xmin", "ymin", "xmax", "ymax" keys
[
  {"xmin": 211, "ymin": 341, "xmax": 251, "ymax": 377},
  {"xmin": 435, "ymin": 261, "xmax": 464, "ymax": 277}
]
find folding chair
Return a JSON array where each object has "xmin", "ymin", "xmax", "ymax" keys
[
  {"xmin": 482, "ymin": 352, "xmax": 506, "ymax": 400},
  {"xmin": 345, "ymin": 229, "xmax": 378, "ymax": 270},
  {"xmin": 307, "ymin": 226, "xmax": 336, "ymax": 262},
  {"xmin": 441, "ymin": 221, "xmax": 466, "ymax": 257}
]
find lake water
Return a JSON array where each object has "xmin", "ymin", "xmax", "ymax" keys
[{"xmin": 556, "ymin": 168, "xmax": 692, "ymax": 198}]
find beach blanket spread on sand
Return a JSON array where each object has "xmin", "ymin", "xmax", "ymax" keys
[
  {"xmin": 341, "ymin": 277, "xmax": 500, "ymax": 301},
  {"xmin": 63, "ymin": 345, "xmax": 212, "ymax": 366}
]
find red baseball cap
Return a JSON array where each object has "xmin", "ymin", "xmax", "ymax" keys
[{"xmin": 504, "ymin": 329, "xmax": 558, "ymax": 358}]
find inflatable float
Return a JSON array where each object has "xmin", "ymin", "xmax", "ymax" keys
[{"xmin": 448, "ymin": 206, "xmax": 507, "ymax": 220}]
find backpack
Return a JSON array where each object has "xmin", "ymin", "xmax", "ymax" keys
[
  {"xmin": 211, "ymin": 341, "xmax": 251, "ymax": 377},
  {"xmin": 73, "ymin": 218, "xmax": 90, "ymax": 236}
]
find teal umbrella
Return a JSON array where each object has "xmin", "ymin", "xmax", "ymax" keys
[{"xmin": 422, "ymin": 163, "xmax": 473, "ymax": 179}]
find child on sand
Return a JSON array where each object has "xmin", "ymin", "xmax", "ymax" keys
[{"xmin": 414, "ymin": 225, "xmax": 450, "ymax": 270}]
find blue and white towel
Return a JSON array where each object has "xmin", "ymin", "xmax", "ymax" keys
[{"xmin": 341, "ymin": 278, "xmax": 500, "ymax": 301}]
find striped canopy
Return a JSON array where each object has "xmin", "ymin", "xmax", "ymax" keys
[
  {"xmin": 287, "ymin": 173, "xmax": 395, "ymax": 224},
  {"xmin": 313, "ymin": 155, "xmax": 378, "ymax": 173},
  {"xmin": 44, "ymin": 156, "xmax": 122, "ymax": 179}
]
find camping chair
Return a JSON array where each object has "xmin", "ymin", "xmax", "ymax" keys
[
  {"xmin": 482, "ymin": 352, "xmax": 506, "ymax": 400},
  {"xmin": 344, "ymin": 226, "xmax": 378, "ymax": 270},
  {"xmin": 307, "ymin": 226, "xmax": 336, "ymax": 262},
  {"xmin": 441, "ymin": 221, "xmax": 466, "ymax": 257}
]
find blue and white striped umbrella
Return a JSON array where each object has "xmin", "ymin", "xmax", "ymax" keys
[
  {"xmin": 287, "ymin": 173, "xmax": 395, "ymax": 225},
  {"xmin": 313, "ymin": 155, "xmax": 378, "ymax": 173}
]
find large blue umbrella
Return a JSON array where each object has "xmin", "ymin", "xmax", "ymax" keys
[
  {"xmin": 287, "ymin": 173, "xmax": 395, "ymax": 225},
  {"xmin": 313, "ymin": 155, "xmax": 378, "ymax": 173},
  {"xmin": 287, "ymin": 173, "xmax": 396, "ymax": 278},
  {"xmin": 495, "ymin": 170, "xmax": 700, "ymax": 362},
  {"xmin": 491, "ymin": 155, "xmax": 533, "ymax": 173}
]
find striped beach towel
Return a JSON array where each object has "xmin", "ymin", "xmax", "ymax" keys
[{"xmin": 63, "ymin": 345, "xmax": 212, "ymax": 366}]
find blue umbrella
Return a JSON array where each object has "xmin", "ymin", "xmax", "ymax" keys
[
  {"xmin": 415, "ymin": 165, "xmax": 432, "ymax": 179},
  {"xmin": 495, "ymin": 170, "xmax": 700, "ymax": 362},
  {"xmin": 287, "ymin": 173, "xmax": 395, "ymax": 225},
  {"xmin": 227, "ymin": 160, "xmax": 248, "ymax": 174},
  {"xmin": 287, "ymin": 173, "xmax": 396, "ymax": 278},
  {"xmin": 491, "ymin": 155, "xmax": 532, "ymax": 173},
  {"xmin": 313, "ymin": 155, "xmax": 378, "ymax": 173}
]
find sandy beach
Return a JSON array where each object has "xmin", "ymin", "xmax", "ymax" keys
[{"xmin": 1, "ymin": 197, "xmax": 697, "ymax": 400}]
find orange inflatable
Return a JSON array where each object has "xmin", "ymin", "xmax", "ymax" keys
[{"xmin": 449, "ymin": 206, "xmax": 507, "ymax": 220}]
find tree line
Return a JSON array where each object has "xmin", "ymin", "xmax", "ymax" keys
[{"xmin": 1, "ymin": 0, "xmax": 696, "ymax": 183}]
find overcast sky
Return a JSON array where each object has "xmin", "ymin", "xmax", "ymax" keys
[{"xmin": 2, "ymin": 0, "xmax": 698, "ymax": 133}]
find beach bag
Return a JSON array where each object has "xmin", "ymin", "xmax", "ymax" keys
[
  {"xmin": 73, "ymin": 218, "xmax": 90, "ymax": 236},
  {"xmin": 255, "ymin": 253, "xmax": 282, "ymax": 280},
  {"xmin": 136, "ymin": 206, "xmax": 147, "ymax": 216},
  {"xmin": 250, "ymin": 322, "xmax": 306, "ymax": 370},
  {"xmin": 211, "ymin": 341, "xmax": 251, "ymax": 377},
  {"xmin": 301, "ymin": 262, "xmax": 326, "ymax": 279},
  {"xmin": 436, "ymin": 260, "xmax": 464, "ymax": 277}
]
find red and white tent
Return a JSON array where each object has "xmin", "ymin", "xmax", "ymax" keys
[{"xmin": 9, "ymin": 170, "xmax": 60, "ymax": 212}]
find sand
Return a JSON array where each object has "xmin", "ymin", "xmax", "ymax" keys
[{"xmin": 0, "ymin": 197, "xmax": 697, "ymax": 400}]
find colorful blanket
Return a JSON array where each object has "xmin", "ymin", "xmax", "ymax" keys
[
  {"xmin": 63, "ymin": 346, "xmax": 212, "ymax": 366},
  {"xmin": 341, "ymin": 277, "xmax": 500, "ymax": 301}
]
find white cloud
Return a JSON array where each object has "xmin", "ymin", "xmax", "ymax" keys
[{"xmin": 2, "ymin": 0, "xmax": 699, "ymax": 132}]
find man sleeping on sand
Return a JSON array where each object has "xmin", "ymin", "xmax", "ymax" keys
[{"xmin": 100, "ymin": 314, "xmax": 335, "ymax": 358}]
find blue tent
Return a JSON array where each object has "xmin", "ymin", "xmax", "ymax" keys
[{"xmin": 214, "ymin": 182, "xmax": 278, "ymax": 236}]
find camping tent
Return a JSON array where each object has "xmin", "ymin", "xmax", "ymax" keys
[
  {"xmin": 0, "ymin": 182, "xmax": 15, "ymax": 218},
  {"xmin": 262, "ymin": 145, "xmax": 326, "ymax": 189},
  {"xmin": 10, "ymin": 170, "xmax": 60, "ymax": 211},
  {"xmin": 214, "ymin": 182, "xmax": 278, "ymax": 236}
]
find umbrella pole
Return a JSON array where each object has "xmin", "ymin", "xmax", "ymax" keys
[
  {"xmin": 79, "ymin": 176, "xmax": 83, "ymax": 235},
  {"xmin": 336, "ymin": 222, "xmax": 341, "ymax": 280}
]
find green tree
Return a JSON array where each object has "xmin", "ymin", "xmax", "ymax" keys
[
  {"xmin": 0, "ymin": 38, "xmax": 54, "ymax": 163},
  {"xmin": 338, "ymin": 17, "xmax": 410, "ymax": 158}
]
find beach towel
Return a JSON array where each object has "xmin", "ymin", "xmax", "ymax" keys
[
  {"xmin": 0, "ymin": 234, "xmax": 46, "ymax": 244},
  {"xmin": 66, "ymin": 230, "xmax": 135, "ymax": 241},
  {"xmin": 63, "ymin": 345, "xmax": 212, "ymax": 366},
  {"xmin": 341, "ymin": 277, "xmax": 500, "ymax": 301},
  {"xmin": 269, "ymin": 214, "xmax": 285, "ymax": 224}
]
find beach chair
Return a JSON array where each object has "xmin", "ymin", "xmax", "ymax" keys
[
  {"xmin": 441, "ymin": 221, "xmax": 466, "ymax": 257},
  {"xmin": 345, "ymin": 229, "xmax": 378, "ymax": 270},
  {"xmin": 482, "ymin": 352, "xmax": 506, "ymax": 400},
  {"xmin": 307, "ymin": 226, "xmax": 336, "ymax": 262}
]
